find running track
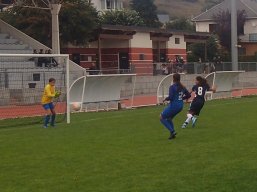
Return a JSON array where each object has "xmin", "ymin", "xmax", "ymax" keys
[{"xmin": 1, "ymin": 88, "xmax": 257, "ymax": 119}]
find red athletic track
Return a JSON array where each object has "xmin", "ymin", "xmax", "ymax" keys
[{"xmin": 1, "ymin": 88, "xmax": 257, "ymax": 119}]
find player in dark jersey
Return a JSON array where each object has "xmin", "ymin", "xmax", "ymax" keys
[
  {"xmin": 181, "ymin": 76, "xmax": 216, "ymax": 128},
  {"xmin": 160, "ymin": 74, "xmax": 191, "ymax": 140}
]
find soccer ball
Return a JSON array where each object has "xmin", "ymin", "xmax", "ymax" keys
[{"xmin": 71, "ymin": 102, "xmax": 81, "ymax": 111}]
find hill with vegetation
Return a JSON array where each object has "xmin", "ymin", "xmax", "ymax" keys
[{"xmin": 123, "ymin": 0, "xmax": 222, "ymax": 18}]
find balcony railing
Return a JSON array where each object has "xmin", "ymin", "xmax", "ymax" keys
[{"xmin": 239, "ymin": 34, "xmax": 257, "ymax": 42}]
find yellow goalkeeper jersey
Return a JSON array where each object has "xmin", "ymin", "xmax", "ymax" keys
[{"xmin": 41, "ymin": 84, "xmax": 56, "ymax": 105}]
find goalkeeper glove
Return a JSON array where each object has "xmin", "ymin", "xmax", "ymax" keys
[{"xmin": 55, "ymin": 91, "xmax": 61, "ymax": 98}]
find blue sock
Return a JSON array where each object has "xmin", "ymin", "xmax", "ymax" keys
[
  {"xmin": 51, "ymin": 114, "xmax": 56, "ymax": 126},
  {"xmin": 44, "ymin": 115, "xmax": 50, "ymax": 127},
  {"xmin": 160, "ymin": 118, "xmax": 174, "ymax": 133},
  {"xmin": 167, "ymin": 119, "xmax": 175, "ymax": 133}
]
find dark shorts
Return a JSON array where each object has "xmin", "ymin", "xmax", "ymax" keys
[
  {"xmin": 42, "ymin": 102, "xmax": 54, "ymax": 110},
  {"xmin": 189, "ymin": 99, "xmax": 204, "ymax": 116},
  {"xmin": 161, "ymin": 103, "xmax": 183, "ymax": 119}
]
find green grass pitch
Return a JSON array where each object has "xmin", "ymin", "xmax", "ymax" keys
[{"xmin": 0, "ymin": 97, "xmax": 257, "ymax": 192}]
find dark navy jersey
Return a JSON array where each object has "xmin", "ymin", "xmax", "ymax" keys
[
  {"xmin": 192, "ymin": 84, "xmax": 210, "ymax": 101},
  {"xmin": 165, "ymin": 83, "xmax": 191, "ymax": 104}
]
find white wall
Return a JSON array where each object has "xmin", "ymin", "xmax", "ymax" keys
[
  {"xmin": 91, "ymin": 0, "xmax": 101, "ymax": 10},
  {"xmin": 195, "ymin": 21, "xmax": 216, "ymax": 32},
  {"xmin": 130, "ymin": 32, "xmax": 152, "ymax": 48},
  {"xmin": 244, "ymin": 19, "xmax": 257, "ymax": 34},
  {"xmin": 167, "ymin": 35, "xmax": 186, "ymax": 49},
  {"xmin": 101, "ymin": 39, "xmax": 129, "ymax": 48}
]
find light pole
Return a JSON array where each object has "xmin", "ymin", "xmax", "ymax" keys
[
  {"xmin": 50, "ymin": 3, "xmax": 61, "ymax": 54},
  {"xmin": 231, "ymin": 0, "xmax": 238, "ymax": 71}
]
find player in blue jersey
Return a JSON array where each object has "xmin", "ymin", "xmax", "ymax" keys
[
  {"xmin": 160, "ymin": 73, "xmax": 191, "ymax": 140},
  {"xmin": 182, "ymin": 76, "xmax": 216, "ymax": 128}
]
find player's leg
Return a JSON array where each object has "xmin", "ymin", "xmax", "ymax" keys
[
  {"xmin": 182, "ymin": 101, "xmax": 195, "ymax": 128},
  {"xmin": 192, "ymin": 102, "xmax": 204, "ymax": 127},
  {"xmin": 160, "ymin": 114, "xmax": 174, "ymax": 134},
  {"xmin": 49, "ymin": 103, "xmax": 56, "ymax": 127},
  {"xmin": 43, "ymin": 104, "xmax": 52, "ymax": 128},
  {"xmin": 182, "ymin": 112, "xmax": 193, "ymax": 128},
  {"xmin": 160, "ymin": 105, "xmax": 181, "ymax": 139}
]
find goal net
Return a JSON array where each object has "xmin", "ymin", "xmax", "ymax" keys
[
  {"xmin": 0, "ymin": 54, "xmax": 75, "ymax": 128},
  {"xmin": 0, "ymin": 53, "xmax": 137, "ymax": 127}
]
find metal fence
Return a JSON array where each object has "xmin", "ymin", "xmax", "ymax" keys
[{"xmin": 153, "ymin": 62, "xmax": 257, "ymax": 75}]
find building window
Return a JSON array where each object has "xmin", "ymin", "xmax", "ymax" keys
[
  {"xmin": 33, "ymin": 73, "xmax": 40, "ymax": 81},
  {"xmin": 238, "ymin": 47, "xmax": 246, "ymax": 56},
  {"xmin": 175, "ymin": 38, "xmax": 180, "ymax": 44},
  {"xmin": 101, "ymin": 0, "xmax": 123, "ymax": 10},
  {"xmin": 106, "ymin": 0, "xmax": 111, "ymax": 9},
  {"xmin": 249, "ymin": 33, "xmax": 257, "ymax": 42},
  {"xmin": 209, "ymin": 24, "xmax": 218, "ymax": 33},
  {"xmin": 139, "ymin": 54, "xmax": 145, "ymax": 60}
]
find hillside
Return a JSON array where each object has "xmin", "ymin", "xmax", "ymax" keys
[{"xmin": 123, "ymin": 0, "xmax": 220, "ymax": 18}]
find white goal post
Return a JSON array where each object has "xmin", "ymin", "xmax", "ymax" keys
[
  {"xmin": 0, "ymin": 54, "xmax": 137, "ymax": 124},
  {"xmin": 0, "ymin": 54, "xmax": 72, "ymax": 123}
]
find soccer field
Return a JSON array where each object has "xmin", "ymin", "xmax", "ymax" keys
[{"xmin": 0, "ymin": 97, "xmax": 257, "ymax": 192}]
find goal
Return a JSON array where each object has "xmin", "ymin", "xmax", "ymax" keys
[
  {"xmin": 0, "ymin": 54, "xmax": 76, "ymax": 127},
  {"xmin": 0, "ymin": 53, "xmax": 136, "ymax": 127}
]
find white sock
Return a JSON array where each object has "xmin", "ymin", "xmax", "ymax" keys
[{"xmin": 185, "ymin": 114, "xmax": 193, "ymax": 124}]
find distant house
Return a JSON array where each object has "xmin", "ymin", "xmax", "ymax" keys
[
  {"xmin": 192, "ymin": 0, "xmax": 257, "ymax": 56},
  {"xmin": 63, "ymin": 25, "xmax": 209, "ymax": 75},
  {"xmin": 91, "ymin": 0, "xmax": 123, "ymax": 11}
]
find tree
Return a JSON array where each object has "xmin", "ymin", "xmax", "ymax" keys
[
  {"xmin": 187, "ymin": 35, "xmax": 219, "ymax": 62},
  {"xmin": 1, "ymin": 7, "xmax": 51, "ymax": 46},
  {"xmin": 130, "ymin": 0, "xmax": 160, "ymax": 28},
  {"xmin": 100, "ymin": 9, "xmax": 144, "ymax": 26},
  {"xmin": 59, "ymin": 0, "xmax": 99, "ymax": 46},
  {"xmin": 166, "ymin": 17, "xmax": 195, "ymax": 32},
  {"xmin": 213, "ymin": 10, "xmax": 246, "ymax": 51},
  {"xmin": 0, "ymin": 0, "xmax": 99, "ymax": 46}
]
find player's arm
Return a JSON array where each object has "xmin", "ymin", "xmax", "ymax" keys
[
  {"xmin": 183, "ymin": 88, "xmax": 191, "ymax": 100},
  {"xmin": 45, "ymin": 86, "xmax": 56, "ymax": 98},
  {"xmin": 207, "ymin": 84, "xmax": 217, "ymax": 93},
  {"xmin": 163, "ymin": 86, "xmax": 175, "ymax": 103}
]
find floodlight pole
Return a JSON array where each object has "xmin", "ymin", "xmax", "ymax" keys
[
  {"xmin": 231, "ymin": 0, "xmax": 238, "ymax": 71},
  {"xmin": 50, "ymin": 3, "xmax": 61, "ymax": 54}
]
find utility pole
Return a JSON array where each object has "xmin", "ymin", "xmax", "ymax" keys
[{"xmin": 231, "ymin": 0, "xmax": 238, "ymax": 71}]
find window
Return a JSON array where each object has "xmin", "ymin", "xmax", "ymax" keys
[
  {"xmin": 106, "ymin": 0, "xmax": 111, "ymax": 9},
  {"xmin": 249, "ymin": 33, "xmax": 257, "ymax": 42},
  {"xmin": 238, "ymin": 47, "xmax": 246, "ymax": 56},
  {"xmin": 33, "ymin": 74, "xmax": 40, "ymax": 81},
  {"xmin": 139, "ymin": 54, "xmax": 145, "ymax": 60},
  {"xmin": 101, "ymin": 0, "xmax": 122, "ymax": 10},
  {"xmin": 209, "ymin": 24, "xmax": 218, "ymax": 33},
  {"xmin": 175, "ymin": 38, "xmax": 180, "ymax": 44}
]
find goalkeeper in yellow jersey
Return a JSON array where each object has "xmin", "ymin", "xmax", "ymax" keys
[{"xmin": 41, "ymin": 78, "xmax": 61, "ymax": 128}]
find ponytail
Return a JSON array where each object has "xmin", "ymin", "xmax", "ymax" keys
[{"xmin": 173, "ymin": 73, "xmax": 185, "ymax": 92}]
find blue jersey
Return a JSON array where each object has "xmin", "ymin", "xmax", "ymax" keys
[
  {"xmin": 165, "ymin": 83, "xmax": 191, "ymax": 104},
  {"xmin": 192, "ymin": 84, "xmax": 210, "ymax": 101}
]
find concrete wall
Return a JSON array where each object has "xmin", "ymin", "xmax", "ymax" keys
[
  {"xmin": 240, "ymin": 43, "xmax": 257, "ymax": 55},
  {"xmin": 195, "ymin": 21, "xmax": 216, "ymax": 33},
  {"xmin": 92, "ymin": 0, "xmax": 102, "ymax": 10},
  {"xmin": 244, "ymin": 19, "xmax": 257, "ymax": 34},
  {"xmin": 130, "ymin": 32, "xmax": 152, "ymax": 48},
  {"xmin": 121, "ymin": 72, "xmax": 257, "ymax": 97},
  {"xmin": 168, "ymin": 35, "xmax": 186, "ymax": 49}
]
